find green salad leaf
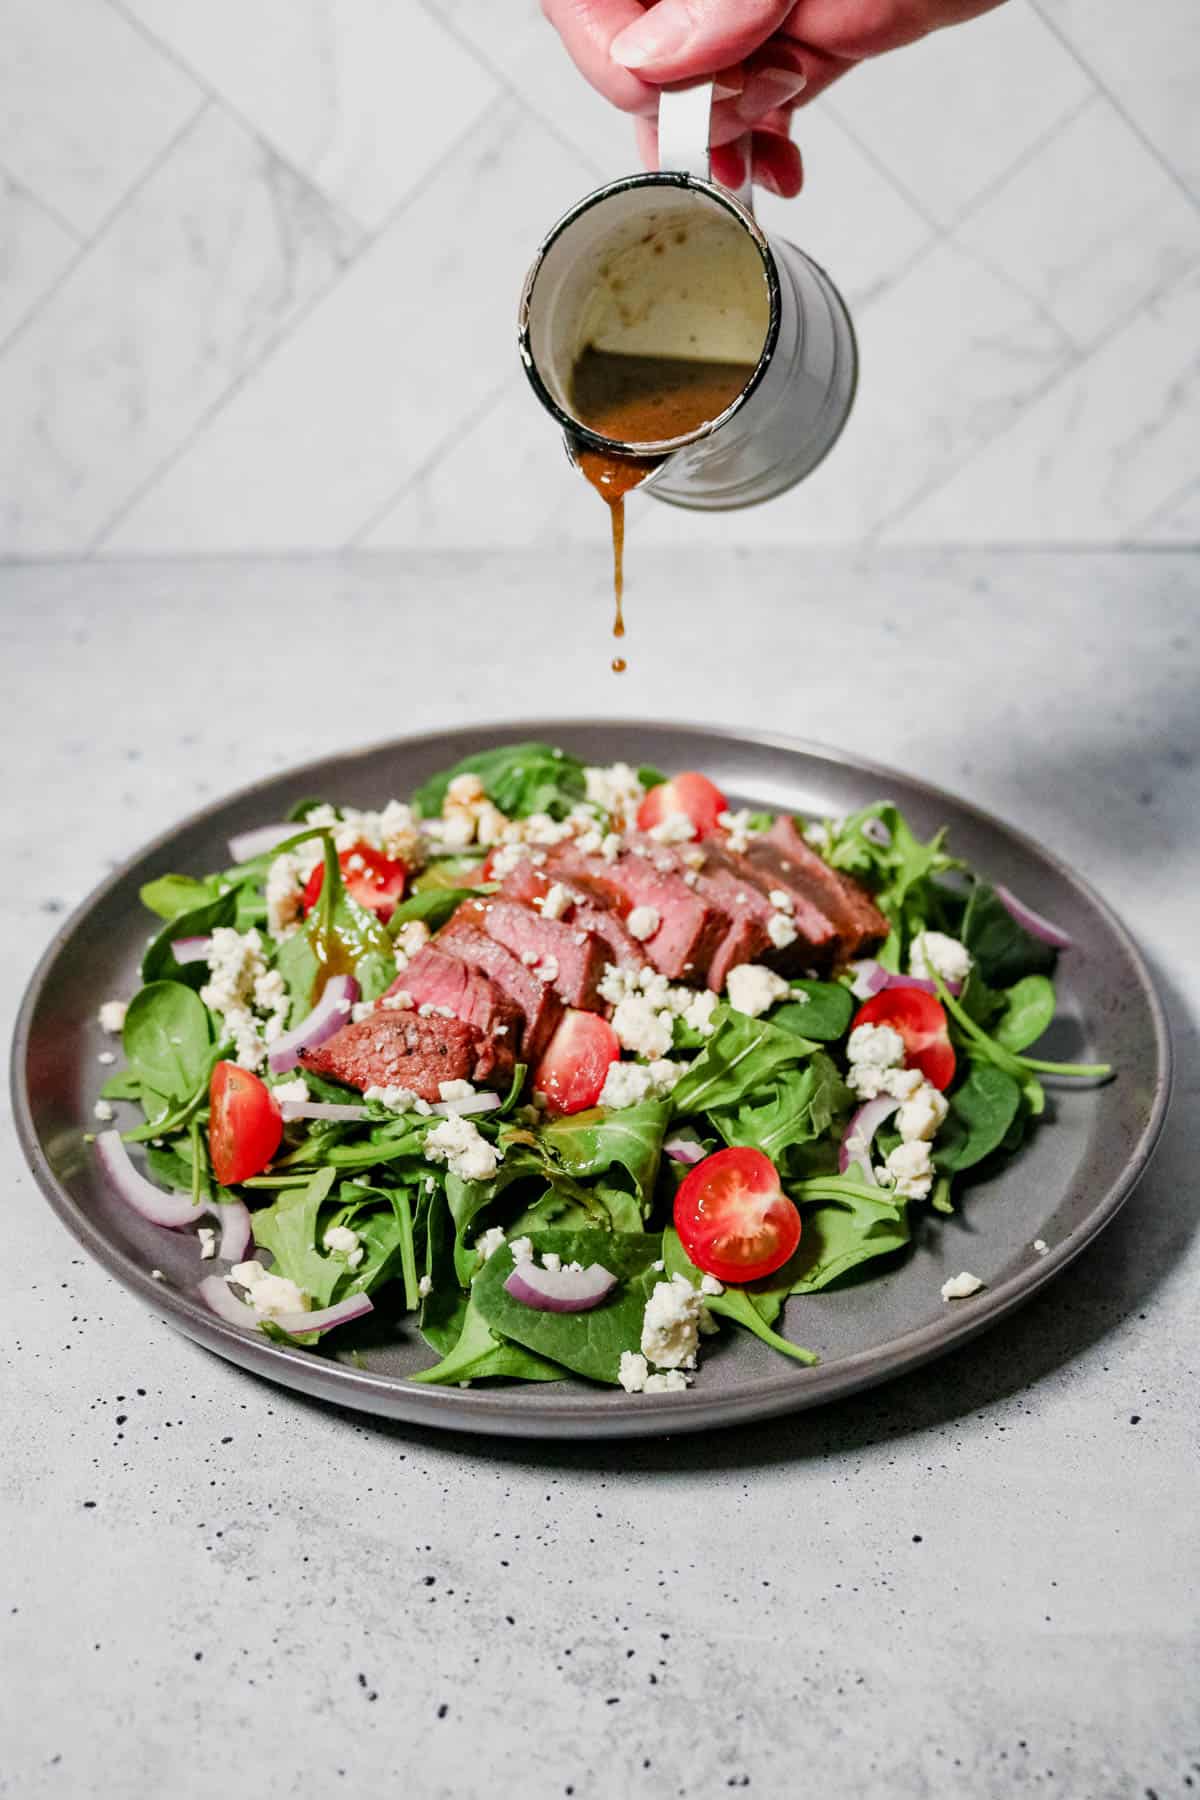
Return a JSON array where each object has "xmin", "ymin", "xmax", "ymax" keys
[
  {"xmin": 823, "ymin": 802, "xmax": 961, "ymax": 966},
  {"xmin": 141, "ymin": 889, "xmax": 237, "ymax": 989},
  {"xmin": 410, "ymin": 1288, "xmax": 565, "ymax": 1385},
  {"xmin": 663, "ymin": 1229, "xmax": 817, "ymax": 1365},
  {"xmin": 774, "ymin": 980, "xmax": 856, "ymax": 1042},
  {"xmin": 934, "ymin": 1065, "xmax": 1024, "ymax": 1173},
  {"xmin": 139, "ymin": 873, "xmax": 224, "ymax": 922},
  {"xmin": 788, "ymin": 1173, "xmax": 911, "ymax": 1292},
  {"xmin": 387, "ymin": 886, "xmax": 485, "ymax": 935},
  {"xmin": 414, "ymin": 742, "xmax": 587, "ymax": 822},
  {"xmin": 472, "ymin": 1231, "xmax": 664, "ymax": 1383},
  {"xmin": 992, "ymin": 974, "xmax": 1057, "ymax": 1052},
  {"xmin": 274, "ymin": 835, "xmax": 394, "ymax": 1023},
  {"xmin": 671, "ymin": 1008, "xmax": 849, "ymax": 1172},
  {"xmin": 122, "ymin": 982, "xmax": 212, "ymax": 1111},
  {"xmin": 962, "ymin": 881, "xmax": 1057, "ymax": 987}
]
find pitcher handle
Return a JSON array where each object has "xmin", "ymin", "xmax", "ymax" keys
[{"xmin": 657, "ymin": 81, "xmax": 755, "ymax": 213}]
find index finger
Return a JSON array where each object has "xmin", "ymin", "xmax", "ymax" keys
[{"xmin": 542, "ymin": 0, "xmax": 661, "ymax": 113}]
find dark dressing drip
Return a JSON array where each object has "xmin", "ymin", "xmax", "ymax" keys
[{"xmin": 570, "ymin": 349, "xmax": 756, "ymax": 674}]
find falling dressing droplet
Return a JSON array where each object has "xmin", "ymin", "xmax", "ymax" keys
[{"xmin": 611, "ymin": 657, "xmax": 627, "ymax": 673}]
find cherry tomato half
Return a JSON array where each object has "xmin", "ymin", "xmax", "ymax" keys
[
  {"xmin": 533, "ymin": 1009, "xmax": 621, "ymax": 1116},
  {"xmin": 674, "ymin": 1146, "xmax": 801, "ymax": 1284},
  {"xmin": 850, "ymin": 988, "xmax": 956, "ymax": 1091},
  {"xmin": 208, "ymin": 1061, "xmax": 282, "ymax": 1186},
  {"xmin": 302, "ymin": 840, "xmax": 408, "ymax": 922},
  {"xmin": 636, "ymin": 771, "xmax": 729, "ymax": 839}
]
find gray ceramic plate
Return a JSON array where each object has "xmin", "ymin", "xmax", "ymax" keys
[{"xmin": 12, "ymin": 721, "xmax": 1171, "ymax": 1440}]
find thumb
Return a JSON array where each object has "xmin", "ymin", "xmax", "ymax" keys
[{"xmin": 610, "ymin": 0, "xmax": 795, "ymax": 77}]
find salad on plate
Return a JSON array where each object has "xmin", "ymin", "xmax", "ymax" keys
[{"xmin": 90, "ymin": 743, "xmax": 1111, "ymax": 1396}]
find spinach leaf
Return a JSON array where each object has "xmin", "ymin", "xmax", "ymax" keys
[
  {"xmin": 122, "ymin": 982, "xmax": 212, "ymax": 1107},
  {"xmin": 473, "ymin": 1231, "xmax": 663, "ymax": 1383},
  {"xmin": 637, "ymin": 765, "xmax": 667, "ymax": 791},
  {"xmin": 776, "ymin": 980, "xmax": 855, "ymax": 1042},
  {"xmin": 413, "ymin": 742, "xmax": 587, "ymax": 822},
  {"xmin": 535, "ymin": 1101, "xmax": 670, "ymax": 1223},
  {"xmin": 387, "ymin": 885, "xmax": 485, "ymax": 935},
  {"xmin": 662, "ymin": 1230, "xmax": 817, "ymax": 1365},
  {"xmin": 140, "ymin": 873, "xmax": 224, "ymax": 921},
  {"xmin": 934, "ymin": 1065, "xmax": 1023, "ymax": 1173},
  {"xmin": 409, "ymin": 1289, "xmax": 565, "ymax": 1385},
  {"xmin": 330, "ymin": 1181, "xmax": 419, "ymax": 1305},
  {"xmin": 141, "ymin": 889, "xmax": 237, "ymax": 989},
  {"xmin": 992, "ymin": 974, "xmax": 1057, "ymax": 1053},
  {"xmin": 788, "ymin": 1173, "xmax": 910, "ymax": 1292},
  {"xmin": 962, "ymin": 881, "xmax": 1057, "ymax": 987},
  {"xmin": 99, "ymin": 1069, "xmax": 143, "ymax": 1102}
]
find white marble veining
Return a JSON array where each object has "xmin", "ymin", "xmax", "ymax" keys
[
  {"xmin": 0, "ymin": 0, "xmax": 1196, "ymax": 553},
  {"xmin": 0, "ymin": 172, "xmax": 79, "ymax": 349},
  {"xmin": 102, "ymin": 101, "xmax": 595, "ymax": 553},
  {"xmin": 1, "ymin": 550, "xmax": 1197, "ymax": 1800},
  {"xmin": 890, "ymin": 262, "xmax": 1200, "ymax": 542},
  {"xmin": 825, "ymin": 1, "xmax": 1091, "ymax": 227},
  {"xmin": 1034, "ymin": 0, "xmax": 1200, "ymax": 201},
  {"xmin": 0, "ymin": 107, "xmax": 361, "ymax": 558},
  {"xmin": 119, "ymin": 0, "xmax": 500, "ymax": 232},
  {"xmin": 0, "ymin": 0, "xmax": 200, "ymax": 236},
  {"xmin": 1142, "ymin": 478, "xmax": 1200, "ymax": 545}
]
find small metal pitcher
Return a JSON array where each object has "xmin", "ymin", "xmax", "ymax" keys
[{"xmin": 517, "ymin": 81, "xmax": 857, "ymax": 511}]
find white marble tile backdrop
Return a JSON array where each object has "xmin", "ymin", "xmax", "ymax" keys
[{"xmin": 0, "ymin": 0, "xmax": 1195, "ymax": 556}]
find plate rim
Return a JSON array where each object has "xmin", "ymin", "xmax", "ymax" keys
[{"xmin": 11, "ymin": 717, "xmax": 1174, "ymax": 1440}]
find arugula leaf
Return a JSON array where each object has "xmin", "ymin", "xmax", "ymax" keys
[
  {"xmin": 409, "ymin": 1289, "xmax": 565, "ymax": 1385},
  {"xmin": 823, "ymin": 802, "xmax": 961, "ymax": 967},
  {"xmin": 413, "ymin": 742, "xmax": 587, "ymax": 822},
  {"xmin": 662, "ymin": 1230, "xmax": 817, "ymax": 1365},
  {"xmin": 637, "ymin": 764, "xmax": 667, "ymax": 791},
  {"xmin": 251, "ymin": 1167, "xmax": 341, "ymax": 1305},
  {"xmin": 139, "ymin": 873, "xmax": 224, "ymax": 921},
  {"xmin": 669, "ymin": 1005, "xmax": 818, "ymax": 1117},
  {"xmin": 472, "ymin": 1231, "xmax": 664, "ymax": 1383},
  {"xmin": 934, "ymin": 1065, "xmax": 1024, "ymax": 1173},
  {"xmin": 671, "ymin": 1009, "xmax": 849, "ymax": 1172},
  {"xmin": 122, "ymin": 982, "xmax": 212, "ymax": 1109},
  {"xmin": 387, "ymin": 886, "xmax": 484, "ymax": 935},
  {"xmin": 775, "ymin": 980, "xmax": 855, "ymax": 1042},
  {"xmin": 535, "ymin": 1101, "xmax": 670, "ymax": 1224},
  {"xmin": 992, "ymin": 974, "xmax": 1057, "ymax": 1053},
  {"xmin": 962, "ymin": 881, "xmax": 1057, "ymax": 988},
  {"xmin": 141, "ymin": 889, "xmax": 238, "ymax": 989},
  {"xmin": 788, "ymin": 1173, "xmax": 910, "ymax": 1292}
]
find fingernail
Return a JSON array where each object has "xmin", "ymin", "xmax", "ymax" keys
[
  {"xmin": 756, "ymin": 166, "xmax": 784, "ymax": 196},
  {"xmin": 713, "ymin": 75, "xmax": 744, "ymax": 101},
  {"xmin": 611, "ymin": 0, "xmax": 692, "ymax": 70},
  {"xmin": 736, "ymin": 66, "xmax": 807, "ymax": 120}
]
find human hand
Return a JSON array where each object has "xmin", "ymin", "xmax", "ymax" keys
[{"xmin": 543, "ymin": 0, "xmax": 1006, "ymax": 196}]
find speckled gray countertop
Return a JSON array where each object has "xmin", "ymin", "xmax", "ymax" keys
[{"xmin": 3, "ymin": 550, "xmax": 1197, "ymax": 1799}]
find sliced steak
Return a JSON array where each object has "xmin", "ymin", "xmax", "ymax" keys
[
  {"xmin": 702, "ymin": 836, "xmax": 839, "ymax": 972},
  {"xmin": 388, "ymin": 944, "xmax": 522, "ymax": 1057},
  {"xmin": 499, "ymin": 859, "xmax": 648, "ymax": 973},
  {"xmin": 299, "ymin": 1012, "xmax": 503, "ymax": 1101},
  {"xmin": 472, "ymin": 894, "xmax": 607, "ymax": 1009},
  {"xmin": 439, "ymin": 906, "xmax": 563, "ymax": 1064},
  {"xmin": 744, "ymin": 815, "xmax": 888, "ymax": 960},
  {"xmin": 545, "ymin": 841, "xmax": 728, "ymax": 983},
  {"xmin": 623, "ymin": 831, "xmax": 774, "ymax": 991}
]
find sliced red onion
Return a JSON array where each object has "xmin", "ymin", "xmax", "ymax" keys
[
  {"xmin": 432, "ymin": 1091, "xmax": 502, "ymax": 1119},
  {"xmin": 171, "ymin": 935, "xmax": 212, "ymax": 965},
  {"xmin": 838, "ymin": 1097, "xmax": 901, "ymax": 1185},
  {"xmin": 995, "ymin": 883, "xmax": 1073, "ymax": 950},
  {"xmin": 279, "ymin": 1100, "xmax": 369, "ymax": 1123},
  {"xmin": 849, "ymin": 959, "xmax": 960, "ymax": 1000},
  {"xmin": 267, "ymin": 975, "xmax": 358, "ymax": 1073},
  {"xmin": 96, "ymin": 1130, "xmax": 251, "ymax": 1259},
  {"xmin": 198, "ymin": 1275, "xmax": 374, "ymax": 1337},
  {"xmin": 96, "ymin": 1129, "xmax": 201, "ymax": 1228},
  {"xmin": 861, "ymin": 816, "xmax": 892, "ymax": 847},
  {"xmin": 504, "ymin": 1261, "xmax": 617, "ymax": 1313},
  {"xmin": 664, "ymin": 1134, "xmax": 706, "ymax": 1166},
  {"xmin": 227, "ymin": 822, "xmax": 296, "ymax": 865}
]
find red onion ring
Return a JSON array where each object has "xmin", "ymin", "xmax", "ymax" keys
[
  {"xmin": 994, "ymin": 883, "xmax": 1073, "ymax": 950},
  {"xmin": 279, "ymin": 1100, "xmax": 369, "ymax": 1123},
  {"xmin": 227, "ymin": 822, "xmax": 297, "ymax": 865},
  {"xmin": 838, "ymin": 1097, "xmax": 901, "ymax": 1185},
  {"xmin": 267, "ymin": 975, "xmax": 358, "ymax": 1073},
  {"xmin": 198, "ymin": 1276, "xmax": 373, "ymax": 1336},
  {"xmin": 849, "ymin": 960, "xmax": 960, "ymax": 1000},
  {"xmin": 432, "ymin": 1092, "xmax": 502, "ymax": 1118},
  {"xmin": 861, "ymin": 816, "xmax": 892, "ymax": 847},
  {"xmin": 504, "ymin": 1261, "xmax": 617, "ymax": 1313},
  {"xmin": 96, "ymin": 1130, "xmax": 251, "ymax": 1259},
  {"xmin": 171, "ymin": 935, "xmax": 212, "ymax": 965}
]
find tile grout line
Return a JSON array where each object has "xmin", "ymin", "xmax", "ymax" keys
[
  {"xmin": 1121, "ymin": 473, "xmax": 1200, "ymax": 544},
  {"xmin": 0, "ymin": 97, "xmax": 210, "ymax": 366},
  {"xmin": 343, "ymin": 376, "xmax": 515, "ymax": 549},
  {"xmin": 0, "ymin": 159, "xmax": 86, "ymax": 245},
  {"xmin": 89, "ymin": 92, "xmax": 519, "ymax": 556},
  {"xmin": 873, "ymin": 251, "xmax": 1200, "ymax": 542},
  {"xmin": 1030, "ymin": 0, "xmax": 1200, "ymax": 218}
]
